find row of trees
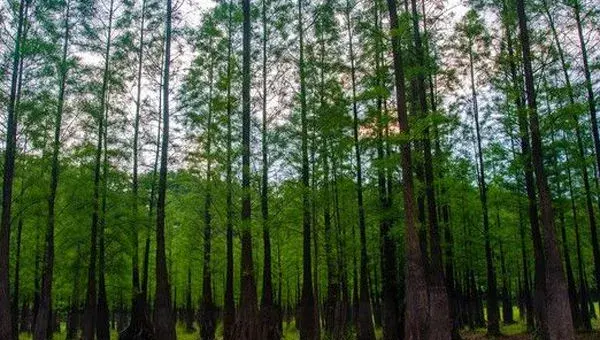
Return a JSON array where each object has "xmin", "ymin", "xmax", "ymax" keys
[{"xmin": 0, "ymin": 0, "xmax": 599, "ymax": 339}]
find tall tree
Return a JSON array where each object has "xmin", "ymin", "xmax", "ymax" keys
[
  {"xmin": 153, "ymin": 0, "xmax": 176, "ymax": 336},
  {"xmin": 232, "ymin": 0, "xmax": 259, "ymax": 336},
  {"xmin": 33, "ymin": 0, "xmax": 72, "ymax": 338},
  {"xmin": 223, "ymin": 2, "xmax": 236, "ymax": 339},
  {"xmin": 0, "ymin": 0, "xmax": 27, "ymax": 337},
  {"xmin": 515, "ymin": 0, "xmax": 575, "ymax": 337},
  {"xmin": 297, "ymin": 0, "xmax": 318, "ymax": 338},
  {"xmin": 408, "ymin": 0, "xmax": 451, "ymax": 336},
  {"xmin": 345, "ymin": 1, "xmax": 376, "ymax": 338},
  {"xmin": 386, "ymin": 0, "xmax": 429, "ymax": 338},
  {"xmin": 120, "ymin": 0, "xmax": 154, "ymax": 336},
  {"xmin": 82, "ymin": 0, "xmax": 115, "ymax": 337},
  {"xmin": 259, "ymin": 0, "xmax": 280, "ymax": 338}
]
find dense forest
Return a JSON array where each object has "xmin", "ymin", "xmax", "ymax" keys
[{"xmin": 0, "ymin": 0, "xmax": 599, "ymax": 338}]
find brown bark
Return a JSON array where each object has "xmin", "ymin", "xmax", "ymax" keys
[
  {"xmin": 386, "ymin": 0, "xmax": 429, "ymax": 338},
  {"xmin": 515, "ymin": 0, "xmax": 575, "ymax": 337}
]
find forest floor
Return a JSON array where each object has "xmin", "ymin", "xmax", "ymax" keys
[{"xmin": 16, "ymin": 317, "xmax": 600, "ymax": 339}]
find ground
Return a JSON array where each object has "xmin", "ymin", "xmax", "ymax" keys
[{"xmin": 17, "ymin": 310, "xmax": 600, "ymax": 339}]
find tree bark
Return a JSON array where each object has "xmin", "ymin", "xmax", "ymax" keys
[
  {"xmin": 232, "ymin": 0, "xmax": 259, "ymax": 337},
  {"xmin": 386, "ymin": 0, "xmax": 429, "ymax": 338},
  {"xmin": 515, "ymin": 0, "xmax": 575, "ymax": 337},
  {"xmin": 153, "ymin": 0, "xmax": 176, "ymax": 337}
]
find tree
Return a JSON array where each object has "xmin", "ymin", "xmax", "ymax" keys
[
  {"xmin": 33, "ymin": 0, "xmax": 72, "ymax": 338},
  {"xmin": 515, "ymin": 0, "xmax": 575, "ymax": 337},
  {"xmin": 153, "ymin": 0, "xmax": 176, "ymax": 336},
  {"xmin": 0, "ymin": 0, "xmax": 27, "ymax": 337},
  {"xmin": 232, "ymin": 0, "xmax": 259, "ymax": 336},
  {"xmin": 386, "ymin": 0, "xmax": 429, "ymax": 337}
]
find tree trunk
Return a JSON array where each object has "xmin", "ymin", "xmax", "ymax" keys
[
  {"xmin": 33, "ymin": 2, "xmax": 70, "ymax": 339},
  {"xmin": 199, "ymin": 54, "xmax": 217, "ymax": 340},
  {"xmin": 232, "ymin": 0, "xmax": 259, "ymax": 337},
  {"xmin": 345, "ymin": 3, "xmax": 376, "ymax": 339},
  {"xmin": 82, "ymin": 0, "xmax": 114, "ymax": 337},
  {"xmin": 498, "ymin": 241, "xmax": 514, "ymax": 324},
  {"xmin": 0, "ymin": 0, "xmax": 27, "ymax": 335},
  {"xmin": 223, "ymin": 2, "xmax": 236, "ymax": 339},
  {"xmin": 467, "ymin": 31, "xmax": 500, "ymax": 335},
  {"xmin": 296, "ymin": 0, "xmax": 318, "ymax": 338},
  {"xmin": 120, "ymin": 0, "xmax": 154, "ymax": 337},
  {"xmin": 516, "ymin": 0, "xmax": 575, "ymax": 337},
  {"xmin": 260, "ymin": 1, "xmax": 279, "ymax": 338},
  {"xmin": 153, "ymin": 0, "xmax": 176, "ymax": 337},
  {"xmin": 565, "ymin": 153, "xmax": 593, "ymax": 330},
  {"xmin": 373, "ymin": 4, "xmax": 401, "ymax": 339},
  {"xmin": 386, "ymin": 0, "xmax": 429, "ymax": 338}
]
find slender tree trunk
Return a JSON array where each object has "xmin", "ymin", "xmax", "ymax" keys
[
  {"xmin": 223, "ymin": 2, "xmax": 236, "ymax": 338},
  {"xmin": 153, "ymin": 0, "xmax": 176, "ymax": 337},
  {"xmin": 121, "ymin": 0, "xmax": 153, "ymax": 337},
  {"xmin": 498, "ymin": 241, "xmax": 514, "ymax": 324},
  {"xmin": 565, "ymin": 151, "xmax": 593, "ymax": 330},
  {"xmin": 408, "ymin": 1, "xmax": 451, "ymax": 337},
  {"xmin": 505, "ymin": 19, "xmax": 545, "ymax": 332},
  {"xmin": 386, "ymin": 0, "xmax": 429, "ymax": 337},
  {"xmin": 199, "ymin": 54, "xmax": 217, "ymax": 340},
  {"xmin": 345, "ymin": 3, "xmax": 375, "ymax": 338},
  {"xmin": 82, "ymin": 0, "xmax": 114, "ymax": 337},
  {"xmin": 260, "ymin": 1, "xmax": 279, "ymax": 338},
  {"xmin": 233, "ymin": 0, "xmax": 259, "ymax": 337},
  {"xmin": 296, "ymin": 1, "xmax": 317, "ymax": 338},
  {"xmin": 33, "ymin": 2, "xmax": 70, "ymax": 339},
  {"xmin": 373, "ymin": 4, "xmax": 400, "ymax": 338},
  {"xmin": 510, "ymin": 137, "xmax": 534, "ymax": 330},
  {"xmin": 97, "ymin": 66, "xmax": 111, "ymax": 340},
  {"xmin": 0, "ymin": 0, "xmax": 27, "ymax": 336},
  {"xmin": 467, "ymin": 34, "xmax": 500, "ymax": 336},
  {"xmin": 142, "ymin": 64, "xmax": 162, "ymax": 304},
  {"xmin": 516, "ymin": 0, "xmax": 575, "ymax": 337}
]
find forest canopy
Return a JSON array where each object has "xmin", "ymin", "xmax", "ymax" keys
[{"xmin": 0, "ymin": 0, "xmax": 599, "ymax": 338}]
